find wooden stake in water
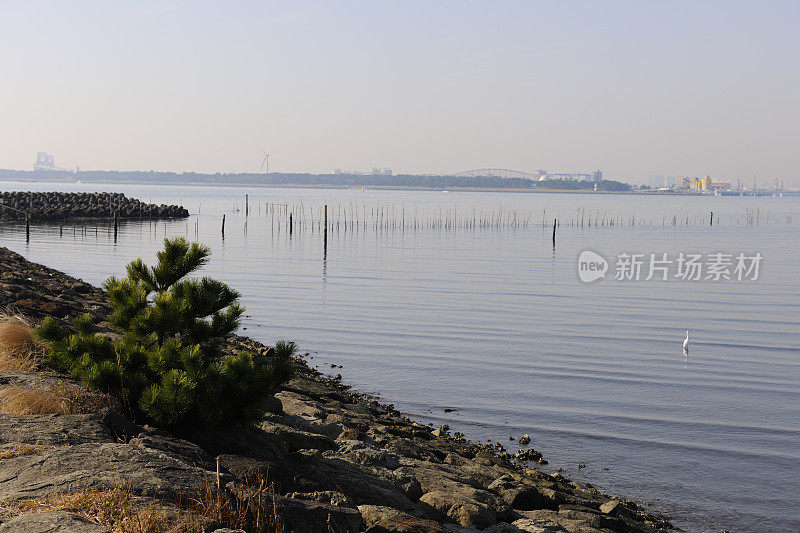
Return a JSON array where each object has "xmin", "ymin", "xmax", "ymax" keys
[
  {"xmin": 113, "ymin": 212, "xmax": 118, "ymax": 242},
  {"xmin": 710, "ymin": 211, "xmax": 713, "ymax": 226},
  {"xmin": 552, "ymin": 218, "xmax": 557, "ymax": 247},
  {"xmin": 245, "ymin": 194, "xmax": 249, "ymax": 217},
  {"xmin": 25, "ymin": 214, "xmax": 30, "ymax": 243},
  {"xmin": 221, "ymin": 214, "xmax": 226, "ymax": 237}
]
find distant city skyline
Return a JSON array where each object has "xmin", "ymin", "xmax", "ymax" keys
[
  {"xmin": 1, "ymin": 1, "xmax": 798, "ymax": 185},
  {"xmin": 12, "ymin": 153, "xmax": 790, "ymax": 190}
]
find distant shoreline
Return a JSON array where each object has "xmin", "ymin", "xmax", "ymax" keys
[
  {"xmin": 0, "ymin": 169, "xmax": 633, "ymax": 194},
  {"xmin": 1, "ymin": 177, "xmax": 618, "ymax": 194},
  {"xmin": 4, "ymin": 175, "xmax": 798, "ymax": 197}
]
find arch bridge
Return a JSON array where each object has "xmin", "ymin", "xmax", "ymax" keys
[{"xmin": 453, "ymin": 168, "xmax": 541, "ymax": 180}]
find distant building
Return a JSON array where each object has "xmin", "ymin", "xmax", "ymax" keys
[
  {"xmin": 648, "ymin": 175, "xmax": 673, "ymax": 188},
  {"xmin": 34, "ymin": 152, "xmax": 76, "ymax": 173},
  {"xmin": 538, "ymin": 170, "xmax": 601, "ymax": 182},
  {"xmin": 34, "ymin": 152, "xmax": 56, "ymax": 171},
  {"xmin": 675, "ymin": 175, "xmax": 730, "ymax": 192},
  {"xmin": 332, "ymin": 167, "xmax": 393, "ymax": 176}
]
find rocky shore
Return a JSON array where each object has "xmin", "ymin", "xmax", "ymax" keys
[
  {"xmin": 0, "ymin": 192, "xmax": 189, "ymax": 221},
  {"xmin": 0, "ymin": 246, "xmax": 673, "ymax": 533}
]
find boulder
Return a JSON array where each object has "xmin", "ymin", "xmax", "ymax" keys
[
  {"xmin": 0, "ymin": 442, "xmax": 212, "ymax": 501},
  {"xmin": 184, "ymin": 422, "xmax": 289, "ymax": 464},
  {"xmin": 129, "ymin": 432, "xmax": 215, "ymax": 470},
  {"xmin": 280, "ymin": 497, "xmax": 363, "ymax": 533},
  {"xmin": 293, "ymin": 452, "xmax": 417, "ymax": 511},
  {"xmin": 483, "ymin": 524, "xmax": 525, "ymax": 533},
  {"xmin": 0, "ymin": 412, "xmax": 114, "ymax": 447},
  {"xmin": 488, "ymin": 475, "xmax": 556, "ymax": 511},
  {"xmin": 511, "ymin": 514, "xmax": 567, "ymax": 532},
  {"xmin": 365, "ymin": 517, "xmax": 450, "ymax": 532},
  {"xmin": 359, "ymin": 504, "xmax": 410, "ymax": 527},
  {"xmin": 418, "ymin": 488, "xmax": 506, "ymax": 529},
  {"xmin": 259, "ymin": 419, "xmax": 336, "ymax": 452},
  {"xmin": 286, "ymin": 490, "xmax": 352, "ymax": 507},
  {"xmin": 598, "ymin": 498, "xmax": 636, "ymax": 521},
  {"xmin": 285, "ymin": 413, "xmax": 345, "ymax": 439},
  {"xmin": 96, "ymin": 408, "xmax": 141, "ymax": 441},
  {"xmin": 336, "ymin": 440, "xmax": 401, "ymax": 470},
  {"xmin": 338, "ymin": 428, "xmax": 366, "ymax": 441},
  {"xmin": 558, "ymin": 505, "xmax": 620, "ymax": 530},
  {"xmin": 274, "ymin": 391, "xmax": 324, "ymax": 418}
]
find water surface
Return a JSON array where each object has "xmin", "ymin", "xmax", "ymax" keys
[{"xmin": 2, "ymin": 180, "xmax": 799, "ymax": 532}]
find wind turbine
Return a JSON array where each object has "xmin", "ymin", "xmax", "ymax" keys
[{"xmin": 259, "ymin": 150, "xmax": 271, "ymax": 174}]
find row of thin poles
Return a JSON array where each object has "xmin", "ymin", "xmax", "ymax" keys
[{"xmin": 224, "ymin": 198, "xmax": 792, "ymax": 232}]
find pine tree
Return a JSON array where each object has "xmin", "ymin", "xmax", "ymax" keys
[{"xmin": 37, "ymin": 237, "xmax": 293, "ymax": 429}]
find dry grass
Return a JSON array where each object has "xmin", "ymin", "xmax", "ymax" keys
[
  {"xmin": 0, "ymin": 444, "xmax": 44, "ymax": 460},
  {"xmin": 0, "ymin": 384, "xmax": 115, "ymax": 416},
  {"xmin": 0, "ymin": 314, "xmax": 43, "ymax": 371},
  {"xmin": 0, "ymin": 484, "xmax": 201, "ymax": 533},
  {"xmin": 0, "ymin": 475, "xmax": 285, "ymax": 533},
  {"xmin": 188, "ymin": 470, "xmax": 285, "ymax": 533},
  {"xmin": 0, "ymin": 386, "xmax": 68, "ymax": 415}
]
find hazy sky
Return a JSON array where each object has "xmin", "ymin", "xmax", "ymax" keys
[{"xmin": 1, "ymin": 1, "xmax": 798, "ymax": 184}]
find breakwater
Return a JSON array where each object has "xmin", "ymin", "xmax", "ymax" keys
[{"xmin": 0, "ymin": 191, "xmax": 189, "ymax": 221}]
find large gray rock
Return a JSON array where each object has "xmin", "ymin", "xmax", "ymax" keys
[
  {"xmin": 129, "ymin": 432, "xmax": 215, "ymax": 470},
  {"xmin": 558, "ymin": 505, "xmax": 620, "ymax": 531},
  {"xmin": 394, "ymin": 460, "xmax": 511, "ymax": 528},
  {"xmin": 337, "ymin": 440, "xmax": 401, "ymax": 470},
  {"xmin": 186, "ymin": 422, "xmax": 288, "ymax": 462},
  {"xmin": 482, "ymin": 523, "xmax": 525, "ymax": 533},
  {"xmin": 511, "ymin": 515, "xmax": 567, "ymax": 532},
  {"xmin": 284, "ymin": 413, "xmax": 345, "ymax": 439},
  {"xmin": 0, "ymin": 442, "xmax": 212, "ymax": 501},
  {"xmin": 307, "ymin": 453, "xmax": 417, "ymax": 511},
  {"xmin": 0, "ymin": 413, "xmax": 114, "ymax": 447},
  {"xmin": 280, "ymin": 497, "xmax": 363, "ymax": 533},
  {"xmin": 0, "ymin": 370, "xmax": 67, "ymax": 391},
  {"xmin": 397, "ymin": 458, "xmax": 509, "ymax": 495},
  {"xmin": 259, "ymin": 419, "xmax": 336, "ymax": 452},
  {"xmin": 365, "ymin": 517, "xmax": 450, "ymax": 532},
  {"xmin": 488, "ymin": 475, "xmax": 557, "ymax": 511},
  {"xmin": 274, "ymin": 390, "xmax": 324, "ymax": 418},
  {"xmin": 418, "ymin": 488, "xmax": 505, "ymax": 530},
  {"xmin": 281, "ymin": 375, "xmax": 347, "ymax": 402},
  {"xmin": 512, "ymin": 510, "xmax": 581, "ymax": 533},
  {"xmin": 358, "ymin": 504, "xmax": 410, "ymax": 527},
  {"xmin": 0, "ymin": 511, "xmax": 108, "ymax": 532},
  {"xmin": 286, "ymin": 490, "xmax": 351, "ymax": 507}
]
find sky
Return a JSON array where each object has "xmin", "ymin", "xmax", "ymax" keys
[{"xmin": 1, "ymin": 1, "xmax": 798, "ymax": 184}]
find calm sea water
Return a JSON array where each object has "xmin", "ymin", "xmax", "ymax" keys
[{"xmin": 2, "ymin": 180, "xmax": 799, "ymax": 532}]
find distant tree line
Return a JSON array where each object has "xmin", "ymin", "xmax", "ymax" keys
[{"xmin": 0, "ymin": 169, "xmax": 631, "ymax": 191}]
